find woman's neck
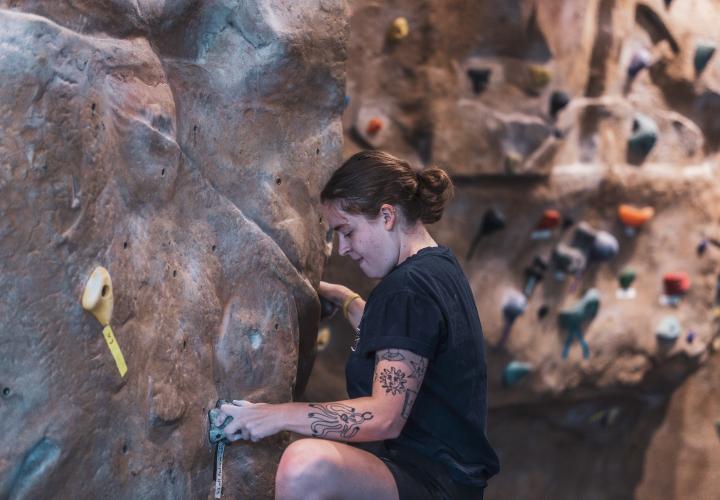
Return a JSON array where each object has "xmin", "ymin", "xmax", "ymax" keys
[{"xmin": 397, "ymin": 225, "xmax": 438, "ymax": 265}]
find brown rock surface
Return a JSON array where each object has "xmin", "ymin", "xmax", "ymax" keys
[
  {"xmin": 0, "ymin": 1, "xmax": 345, "ymax": 498},
  {"xmin": 308, "ymin": 0, "xmax": 720, "ymax": 499}
]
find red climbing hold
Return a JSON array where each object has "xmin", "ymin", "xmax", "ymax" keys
[{"xmin": 663, "ymin": 272, "xmax": 690, "ymax": 296}]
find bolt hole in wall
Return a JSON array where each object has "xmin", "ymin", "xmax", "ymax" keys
[
  {"xmin": 122, "ymin": 444, "xmax": 128, "ymax": 454},
  {"xmin": 274, "ymin": 323, "xmax": 279, "ymax": 330},
  {"xmin": 161, "ymin": 168, "xmax": 165, "ymax": 177},
  {"xmin": 172, "ymin": 270, "xmax": 177, "ymax": 278},
  {"xmin": 2, "ymin": 387, "xmax": 10, "ymax": 397},
  {"xmin": 212, "ymin": 245, "xmax": 217, "ymax": 252},
  {"xmin": 275, "ymin": 177, "xmax": 282, "ymax": 185},
  {"xmin": 123, "ymin": 241, "xmax": 128, "ymax": 249}
]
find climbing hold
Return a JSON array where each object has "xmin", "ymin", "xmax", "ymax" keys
[
  {"xmin": 343, "ymin": 95, "xmax": 350, "ymax": 110},
  {"xmin": 317, "ymin": 326, "xmax": 331, "ymax": 351},
  {"xmin": 81, "ymin": 267, "xmax": 127, "ymax": 377},
  {"xmin": 562, "ymin": 215, "xmax": 575, "ymax": 231},
  {"xmin": 502, "ymin": 361, "xmax": 533, "ymax": 387},
  {"xmin": 466, "ymin": 208, "xmax": 506, "ymax": 259},
  {"xmin": 686, "ymin": 330, "xmax": 695, "ymax": 343},
  {"xmin": 366, "ymin": 117, "xmax": 383, "ymax": 135},
  {"xmin": 656, "ymin": 315, "xmax": 681, "ymax": 344},
  {"xmin": 627, "ymin": 49, "xmax": 652, "ymax": 79},
  {"xmin": 697, "ymin": 238, "xmax": 708, "ymax": 256},
  {"xmin": 628, "ymin": 113, "xmax": 658, "ymax": 160},
  {"xmin": 617, "ymin": 267, "xmax": 638, "ymax": 299},
  {"xmin": 320, "ymin": 297, "xmax": 338, "ymax": 320},
  {"xmin": 618, "ymin": 204, "xmax": 654, "ymax": 236},
  {"xmin": 531, "ymin": 209, "xmax": 561, "ymax": 240},
  {"xmin": 82, "ymin": 266, "xmax": 114, "ymax": 326},
  {"xmin": 571, "ymin": 222, "xmax": 598, "ymax": 255},
  {"xmin": 590, "ymin": 230, "xmax": 619, "ymax": 261},
  {"xmin": 467, "ymin": 68, "xmax": 491, "ymax": 94},
  {"xmin": 537, "ymin": 304, "xmax": 550, "ymax": 319},
  {"xmin": 527, "ymin": 65, "xmax": 551, "ymax": 91},
  {"xmin": 558, "ymin": 288, "xmax": 600, "ymax": 359},
  {"xmin": 551, "ymin": 243, "xmax": 586, "ymax": 281},
  {"xmin": 549, "ymin": 91, "xmax": 570, "ymax": 118},
  {"xmin": 387, "ymin": 17, "xmax": 409, "ymax": 42},
  {"xmin": 694, "ymin": 43, "xmax": 716, "ymax": 75},
  {"xmin": 663, "ymin": 272, "xmax": 690, "ymax": 296},
  {"xmin": 523, "ymin": 256, "xmax": 548, "ymax": 298},
  {"xmin": 496, "ymin": 290, "xmax": 527, "ymax": 349}
]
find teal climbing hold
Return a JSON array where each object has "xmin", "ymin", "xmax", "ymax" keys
[
  {"xmin": 558, "ymin": 288, "xmax": 600, "ymax": 359},
  {"xmin": 694, "ymin": 43, "xmax": 716, "ymax": 75},
  {"xmin": 628, "ymin": 113, "xmax": 658, "ymax": 159},
  {"xmin": 656, "ymin": 315, "xmax": 681, "ymax": 343},
  {"xmin": 502, "ymin": 361, "xmax": 533, "ymax": 387}
]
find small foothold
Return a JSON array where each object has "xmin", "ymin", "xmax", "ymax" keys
[
  {"xmin": 81, "ymin": 266, "xmax": 114, "ymax": 326},
  {"xmin": 628, "ymin": 49, "xmax": 652, "ymax": 78},
  {"xmin": 527, "ymin": 65, "xmax": 551, "ymax": 90},
  {"xmin": 534, "ymin": 209, "xmax": 561, "ymax": 231},
  {"xmin": 686, "ymin": 331, "xmax": 695, "ymax": 343},
  {"xmin": 656, "ymin": 315, "xmax": 681, "ymax": 343},
  {"xmin": 502, "ymin": 361, "xmax": 533, "ymax": 387},
  {"xmin": 366, "ymin": 117, "xmax": 383, "ymax": 135},
  {"xmin": 466, "ymin": 208, "xmax": 506, "ymax": 259},
  {"xmin": 467, "ymin": 68, "xmax": 491, "ymax": 94},
  {"xmin": 537, "ymin": 305, "xmax": 550, "ymax": 319},
  {"xmin": 628, "ymin": 114, "xmax": 658, "ymax": 159},
  {"xmin": 697, "ymin": 239, "xmax": 708, "ymax": 256},
  {"xmin": 618, "ymin": 204, "xmax": 654, "ymax": 229},
  {"xmin": 663, "ymin": 272, "xmax": 690, "ymax": 296},
  {"xmin": 387, "ymin": 17, "xmax": 409, "ymax": 42},
  {"xmin": 502, "ymin": 290, "xmax": 527, "ymax": 322},
  {"xmin": 618, "ymin": 268, "xmax": 637, "ymax": 290},
  {"xmin": 549, "ymin": 91, "xmax": 570, "ymax": 118},
  {"xmin": 694, "ymin": 43, "xmax": 716, "ymax": 75}
]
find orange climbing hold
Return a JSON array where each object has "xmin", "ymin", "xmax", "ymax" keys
[
  {"xmin": 618, "ymin": 204, "xmax": 654, "ymax": 228},
  {"xmin": 366, "ymin": 117, "xmax": 383, "ymax": 135}
]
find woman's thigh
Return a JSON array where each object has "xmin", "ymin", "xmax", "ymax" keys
[{"xmin": 276, "ymin": 438, "xmax": 399, "ymax": 500}]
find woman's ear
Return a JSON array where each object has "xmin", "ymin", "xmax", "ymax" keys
[{"xmin": 380, "ymin": 204, "xmax": 397, "ymax": 230}]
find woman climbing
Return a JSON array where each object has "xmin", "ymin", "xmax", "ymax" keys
[{"xmin": 213, "ymin": 150, "xmax": 499, "ymax": 499}]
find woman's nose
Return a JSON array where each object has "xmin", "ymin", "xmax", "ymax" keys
[{"xmin": 338, "ymin": 235, "xmax": 351, "ymax": 256}]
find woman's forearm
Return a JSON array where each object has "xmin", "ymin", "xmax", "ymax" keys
[{"xmin": 275, "ymin": 397, "xmax": 397, "ymax": 442}]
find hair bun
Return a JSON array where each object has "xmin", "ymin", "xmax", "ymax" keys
[{"xmin": 415, "ymin": 167, "xmax": 454, "ymax": 224}]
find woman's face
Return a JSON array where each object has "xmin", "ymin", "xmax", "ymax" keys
[{"xmin": 322, "ymin": 201, "xmax": 400, "ymax": 279}]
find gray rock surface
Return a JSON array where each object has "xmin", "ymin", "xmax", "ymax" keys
[{"xmin": 0, "ymin": 1, "xmax": 346, "ymax": 498}]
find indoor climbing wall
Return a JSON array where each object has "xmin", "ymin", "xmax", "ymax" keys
[
  {"xmin": 310, "ymin": 0, "xmax": 720, "ymax": 499},
  {"xmin": 0, "ymin": 1, "xmax": 345, "ymax": 498}
]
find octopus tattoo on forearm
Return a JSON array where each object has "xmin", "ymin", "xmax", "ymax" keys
[{"xmin": 307, "ymin": 403, "xmax": 374, "ymax": 439}]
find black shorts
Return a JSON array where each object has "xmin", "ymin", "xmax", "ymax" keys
[{"xmin": 356, "ymin": 442, "xmax": 485, "ymax": 500}]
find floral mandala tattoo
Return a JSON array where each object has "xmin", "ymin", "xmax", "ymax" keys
[{"xmin": 379, "ymin": 367, "xmax": 407, "ymax": 395}]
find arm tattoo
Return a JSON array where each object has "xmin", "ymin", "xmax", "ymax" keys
[
  {"xmin": 307, "ymin": 403, "xmax": 373, "ymax": 439},
  {"xmin": 408, "ymin": 358, "xmax": 427, "ymax": 380},
  {"xmin": 376, "ymin": 349, "xmax": 406, "ymax": 362},
  {"xmin": 401, "ymin": 389, "xmax": 418, "ymax": 419},
  {"xmin": 379, "ymin": 367, "xmax": 407, "ymax": 395}
]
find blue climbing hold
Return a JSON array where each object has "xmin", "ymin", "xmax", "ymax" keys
[
  {"xmin": 694, "ymin": 43, "xmax": 716, "ymax": 75},
  {"xmin": 502, "ymin": 361, "xmax": 533, "ymax": 387}
]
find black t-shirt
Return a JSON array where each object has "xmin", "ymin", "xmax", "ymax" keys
[{"xmin": 346, "ymin": 245, "xmax": 500, "ymax": 487}]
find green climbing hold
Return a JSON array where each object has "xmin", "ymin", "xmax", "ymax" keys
[
  {"xmin": 694, "ymin": 43, "xmax": 716, "ymax": 75},
  {"xmin": 502, "ymin": 361, "xmax": 532, "ymax": 387},
  {"xmin": 618, "ymin": 268, "xmax": 637, "ymax": 290},
  {"xmin": 656, "ymin": 315, "xmax": 681, "ymax": 343}
]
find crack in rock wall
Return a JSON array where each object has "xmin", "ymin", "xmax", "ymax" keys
[{"xmin": 0, "ymin": 1, "xmax": 346, "ymax": 498}]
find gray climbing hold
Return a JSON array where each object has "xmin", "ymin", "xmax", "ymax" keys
[
  {"xmin": 590, "ymin": 230, "xmax": 619, "ymax": 261},
  {"xmin": 502, "ymin": 361, "xmax": 533, "ymax": 387},
  {"xmin": 549, "ymin": 91, "xmax": 570, "ymax": 118},
  {"xmin": 628, "ymin": 113, "xmax": 658, "ymax": 159},
  {"xmin": 656, "ymin": 315, "xmax": 681, "ymax": 344},
  {"xmin": 467, "ymin": 68, "xmax": 491, "ymax": 94},
  {"xmin": 694, "ymin": 43, "xmax": 716, "ymax": 75}
]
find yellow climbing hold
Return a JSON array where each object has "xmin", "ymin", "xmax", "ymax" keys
[
  {"xmin": 388, "ymin": 17, "xmax": 409, "ymax": 42},
  {"xmin": 102, "ymin": 325, "xmax": 128, "ymax": 377},
  {"xmin": 528, "ymin": 65, "xmax": 551, "ymax": 89},
  {"xmin": 82, "ymin": 266, "xmax": 114, "ymax": 326}
]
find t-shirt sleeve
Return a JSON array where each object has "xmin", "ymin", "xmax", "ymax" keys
[{"xmin": 358, "ymin": 290, "xmax": 445, "ymax": 360}]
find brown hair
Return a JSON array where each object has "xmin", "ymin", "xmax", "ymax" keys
[{"xmin": 320, "ymin": 150, "xmax": 454, "ymax": 225}]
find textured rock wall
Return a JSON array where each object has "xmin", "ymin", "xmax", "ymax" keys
[
  {"xmin": 308, "ymin": 0, "xmax": 720, "ymax": 499},
  {"xmin": 0, "ymin": 1, "xmax": 346, "ymax": 498}
]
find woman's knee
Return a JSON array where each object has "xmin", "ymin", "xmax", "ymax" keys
[{"xmin": 276, "ymin": 439, "xmax": 338, "ymax": 499}]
